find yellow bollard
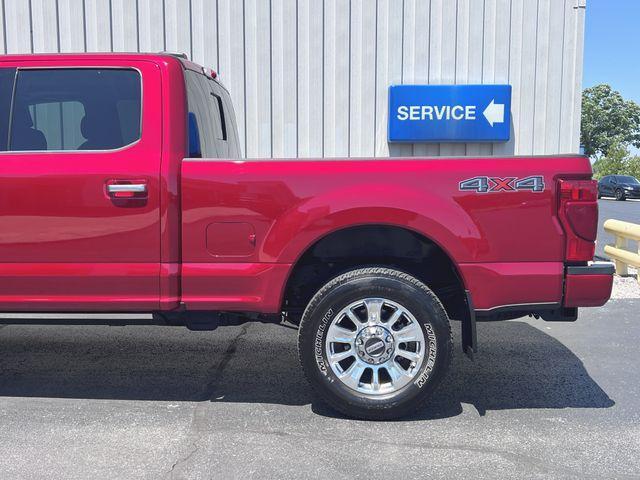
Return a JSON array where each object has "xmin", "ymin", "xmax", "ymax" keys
[{"xmin": 604, "ymin": 219, "xmax": 640, "ymax": 284}]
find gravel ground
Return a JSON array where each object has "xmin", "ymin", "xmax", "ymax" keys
[{"xmin": 611, "ymin": 268, "xmax": 640, "ymax": 299}]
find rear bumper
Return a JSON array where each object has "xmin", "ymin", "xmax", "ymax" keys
[
  {"xmin": 563, "ymin": 262, "xmax": 614, "ymax": 307},
  {"xmin": 459, "ymin": 262, "xmax": 564, "ymax": 312},
  {"xmin": 460, "ymin": 261, "xmax": 614, "ymax": 317}
]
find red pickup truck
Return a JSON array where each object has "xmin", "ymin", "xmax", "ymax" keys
[{"xmin": 0, "ymin": 53, "xmax": 613, "ymax": 419}]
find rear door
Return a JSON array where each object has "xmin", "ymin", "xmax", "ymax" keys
[{"xmin": 0, "ymin": 60, "xmax": 162, "ymax": 311}]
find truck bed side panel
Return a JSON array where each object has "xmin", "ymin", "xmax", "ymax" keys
[{"xmin": 180, "ymin": 156, "xmax": 592, "ymax": 312}]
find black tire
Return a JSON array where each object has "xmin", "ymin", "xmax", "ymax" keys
[
  {"xmin": 298, "ymin": 267, "xmax": 452, "ymax": 420},
  {"xmin": 615, "ymin": 189, "xmax": 626, "ymax": 201}
]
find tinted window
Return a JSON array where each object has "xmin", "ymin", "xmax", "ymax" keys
[
  {"xmin": 207, "ymin": 82, "xmax": 228, "ymax": 157},
  {"xmin": 212, "ymin": 82, "xmax": 241, "ymax": 159},
  {"xmin": 0, "ymin": 68, "xmax": 16, "ymax": 151},
  {"xmin": 8, "ymin": 68, "xmax": 140, "ymax": 151},
  {"xmin": 211, "ymin": 92, "xmax": 226, "ymax": 140},
  {"xmin": 186, "ymin": 70, "xmax": 219, "ymax": 157},
  {"xmin": 28, "ymin": 101, "xmax": 86, "ymax": 150},
  {"xmin": 618, "ymin": 175, "xmax": 639, "ymax": 184}
]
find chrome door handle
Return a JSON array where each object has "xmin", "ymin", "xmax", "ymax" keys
[{"xmin": 107, "ymin": 184, "xmax": 147, "ymax": 193}]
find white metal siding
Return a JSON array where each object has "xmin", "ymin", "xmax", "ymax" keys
[{"xmin": 0, "ymin": 0, "xmax": 586, "ymax": 158}]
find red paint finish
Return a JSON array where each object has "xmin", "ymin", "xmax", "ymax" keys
[
  {"xmin": 0, "ymin": 263, "xmax": 159, "ymax": 311},
  {"xmin": 157, "ymin": 55, "xmax": 188, "ymax": 311},
  {"xmin": 206, "ymin": 223, "xmax": 256, "ymax": 257},
  {"xmin": 0, "ymin": 54, "xmax": 610, "ymax": 315},
  {"xmin": 181, "ymin": 263, "xmax": 290, "ymax": 312},
  {"xmin": 180, "ymin": 156, "xmax": 594, "ymax": 311},
  {"xmin": 181, "ymin": 157, "xmax": 593, "ymax": 265},
  {"xmin": 159, "ymin": 262, "xmax": 181, "ymax": 311},
  {"xmin": 564, "ymin": 274, "xmax": 613, "ymax": 308},
  {"xmin": 457, "ymin": 262, "xmax": 564, "ymax": 310},
  {"xmin": 0, "ymin": 54, "xmax": 179, "ymax": 311}
]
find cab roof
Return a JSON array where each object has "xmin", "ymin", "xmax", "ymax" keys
[{"xmin": 0, "ymin": 52, "xmax": 209, "ymax": 73}]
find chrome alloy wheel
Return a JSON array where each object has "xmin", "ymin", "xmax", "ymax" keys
[{"xmin": 325, "ymin": 298, "xmax": 427, "ymax": 395}]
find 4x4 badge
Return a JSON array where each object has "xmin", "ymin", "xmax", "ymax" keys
[{"xmin": 459, "ymin": 175, "xmax": 545, "ymax": 193}]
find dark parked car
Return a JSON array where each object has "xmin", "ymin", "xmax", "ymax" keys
[{"xmin": 598, "ymin": 175, "xmax": 640, "ymax": 201}]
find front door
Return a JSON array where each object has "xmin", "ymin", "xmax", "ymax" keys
[{"xmin": 0, "ymin": 60, "xmax": 162, "ymax": 311}]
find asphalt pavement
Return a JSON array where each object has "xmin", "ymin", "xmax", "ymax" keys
[
  {"xmin": 0, "ymin": 197, "xmax": 637, "ymax": 480},
  {"xmin": 0, "ymin": 300, "xmax": 639, "ymax": 479},
  {"xmin": 596, "ymin": 197, "xmax": 640, "ymax": 259}
]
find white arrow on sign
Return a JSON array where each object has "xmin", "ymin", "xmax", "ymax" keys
[{"xmin": 483, "ymin": 99, "xmax": 505, "ymax": 127}]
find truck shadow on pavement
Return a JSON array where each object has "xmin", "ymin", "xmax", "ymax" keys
[{"xmin": 0, "ymin": 320, "xmax": 614, "ymax": 420}]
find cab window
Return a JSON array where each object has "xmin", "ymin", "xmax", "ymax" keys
[
  {"xmin": 1, "ymin": 68, "xmax": 141, "ymax": 152},
  {"xmin": 0, "ymin": 68, "xmax": 16, "ymax": 151},
  {"xmin": 185, "ymin": 70, "xmax": 220, "ymax": 158}
]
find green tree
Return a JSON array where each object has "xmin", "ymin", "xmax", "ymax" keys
[
  {"xmin": 626, "ymin": 155, "xmax": 640, "ymax": 180},
  {"xmin": 581, "ymin": 84, "xmax": 640, "ymax": 158},
  {"xmin": 592, "ymin": 142, "xmax": 629, "ymax": 179}
]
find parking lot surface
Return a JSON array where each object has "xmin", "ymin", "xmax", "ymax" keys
[{"xmin": 0, "ymin": 299, "xmax": 638, "ymax": 479}]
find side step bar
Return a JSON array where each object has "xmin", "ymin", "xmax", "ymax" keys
[
  {"xmin": 0, "ymin": 313, "xmax": 159, "ymax": 326},
  {"xmin": 0, "ymin": 312, "xmax": 282, "ymax": 330}
]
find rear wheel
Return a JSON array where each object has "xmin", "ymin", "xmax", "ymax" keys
[
  {"xmin": 615, "ymin": 188, "xmax": 626, "ymax": 201},
  {"xmin": 298, "ymin": 267, "xmax": 452, "ymax": 420}
]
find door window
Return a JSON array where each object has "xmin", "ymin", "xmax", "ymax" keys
[
  {"xmin": 0, "ymin": 68, "xmax": 16, "ymax": 151},
  {"xmin": 27, "ymin": 101, "xmax": 86, "ymax": 150},
  {"xmin": 1, "ymin": 68, "xmax": 141, "ymax": 152}
]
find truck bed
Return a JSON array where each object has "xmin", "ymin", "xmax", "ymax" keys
[{"xmin": 180, "ymin": 155, "xmax": 592, "ymax": 313}]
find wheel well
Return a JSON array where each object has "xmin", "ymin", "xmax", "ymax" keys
[{"xmin": 282, "ymin": 225, "xmax": 466, "ymax": 323}]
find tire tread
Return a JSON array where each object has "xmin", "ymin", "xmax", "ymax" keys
[{"xmin": 297, "ymin": 267, "xmax": 453, "ymax": 420}]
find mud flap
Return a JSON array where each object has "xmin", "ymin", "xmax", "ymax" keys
[{"xmin": 462, "ymin": 290, "xmax": 477, "ymax": 360}]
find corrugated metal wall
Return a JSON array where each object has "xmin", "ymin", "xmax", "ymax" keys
[{"xmin": 0, "ymin": 0, "xmax": 586, "ymax": 158}]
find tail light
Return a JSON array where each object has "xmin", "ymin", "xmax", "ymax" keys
[{"xmin": 557, "ymin": 179, "xmax": 598, "ymax": 262}]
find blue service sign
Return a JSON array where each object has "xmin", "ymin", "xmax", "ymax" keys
[{"xmin": 388, "ymin": 84, "xmax": 512, "ymax": 143}]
